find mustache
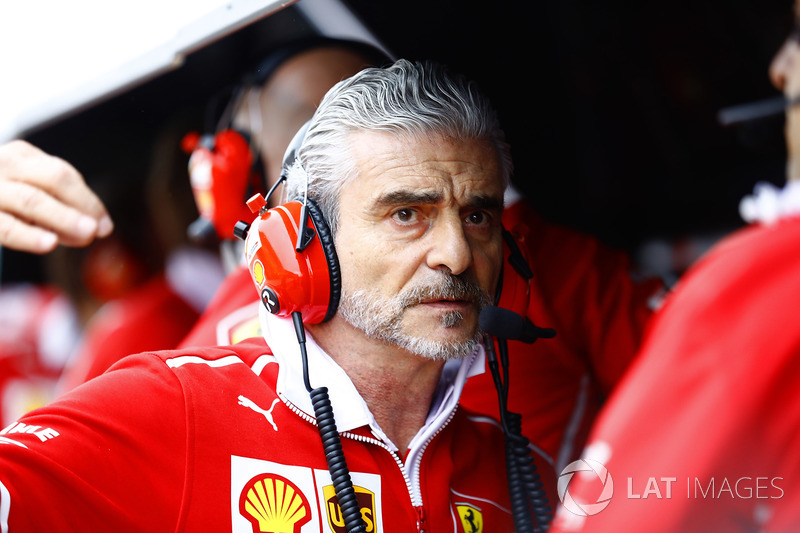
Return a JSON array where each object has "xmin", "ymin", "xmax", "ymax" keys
[{"xmin": 398, "ymin": 273, "xmax": 492, "ymax": 309}]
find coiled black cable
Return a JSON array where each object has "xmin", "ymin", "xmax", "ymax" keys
[
  {"xmin": 483, "ymin": 332, "xmax": 552, "ymax": 532},
  {"xmin": 293, "ymin": 312, "xmax": 366, "ymax": 533},
  {"xmin": 309, "ymin": 386, "xmax": 367, "ymax": 532},
  {"xmin": 505, "ymin": 410, "xmax": 551, "ymax": 530}
]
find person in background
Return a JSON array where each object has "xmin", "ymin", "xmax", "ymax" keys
[
  {"xmin": 0, "ymin": 282, "xmax": 80, "ymax": 425},
  {"xmin": 178, "ymin": 37, "xmax": 390, "ymax": 348},
  {"xmin": 549, "ymin": 5, "xmax": 800, "ymax": 532}
]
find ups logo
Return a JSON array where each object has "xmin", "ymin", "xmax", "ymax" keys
[{"xmin": 323, "ymin": 484, "xmax": 377, "ymax": 532}]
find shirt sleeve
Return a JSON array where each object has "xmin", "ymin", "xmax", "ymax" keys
[{"xmin": 0, "ymin": 352, "xmax": 188, "ymax": 532}]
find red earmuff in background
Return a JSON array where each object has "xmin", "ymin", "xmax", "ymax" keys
[{"xmin": 181, "ymin": 129, "xmax": 261, "ymax": 242}]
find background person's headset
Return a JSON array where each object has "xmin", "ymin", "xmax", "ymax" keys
[{"xmin": 181, "ymin": 37, "xmax": 393, "ymax": 246}]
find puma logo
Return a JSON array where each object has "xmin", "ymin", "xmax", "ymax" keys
[{"xmin": 238, "ymin": 396, "xmax": 280, "ymax": 431}]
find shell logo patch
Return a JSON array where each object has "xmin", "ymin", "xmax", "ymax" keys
[
  {"xmin": 323, "ymin": 484, "xmax": 377, "ymax": 532},
  {"xmin": 252, "ymin": 260, "xmax": 265, "ymax": 287},
  {"xmin": 239, "ymin": 473, "xmax": 311, "ymax": 533},
  {"xmin": 456, "ymin": 504, "xmax": 483, "ymax": 533}
]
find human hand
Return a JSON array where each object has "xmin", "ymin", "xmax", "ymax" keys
[{"xmin": 0, "ymin": 140, "xmax": 114, "ymax": 253}]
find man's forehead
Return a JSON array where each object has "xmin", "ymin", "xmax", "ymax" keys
[{"xmin": 347, "ymin": 130, "xmax": 505, "ymax": 196}]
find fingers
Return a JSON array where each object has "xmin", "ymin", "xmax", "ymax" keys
[
  {"xmin": 0, "ymin": 140, "xmax": 114, "ymax": 252},
  {"xmin": 0, "ymin": 210, "xmax": 58, "ymax": 254}
]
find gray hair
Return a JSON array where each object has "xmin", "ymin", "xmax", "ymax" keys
[{"xmin": 284, "ymin": 59, "xmax": 512, "ymax": 233}]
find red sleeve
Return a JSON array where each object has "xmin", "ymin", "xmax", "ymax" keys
[
  {"xmin": 550, "ymin": 219, "xmax": 800, "ymax": 533},
  {"xmin": 0, "ymin": 353, "xmax": 188, "ymax": 531}
]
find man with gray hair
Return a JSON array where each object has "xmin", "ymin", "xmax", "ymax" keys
[{"xmin": 0, "ymin": 59, "xmax": 552, "ymax": 532}]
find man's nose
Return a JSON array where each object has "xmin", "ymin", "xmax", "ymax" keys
[
  {"xmin": 425, "ymin": 216, "xmax": 472, "ymax": 276},
  {"xmin": 769, "ymin": 38, "xmax": 798, "ymax": 92}
]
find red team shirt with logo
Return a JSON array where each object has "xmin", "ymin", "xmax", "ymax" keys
[{"xmin": 0, "ymin": 338, "xmax": 520, "ymax": 532}]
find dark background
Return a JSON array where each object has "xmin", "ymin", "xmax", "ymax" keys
[{"xmin": 3, "ymin": 0, "xmax": 794, "ymax": 284}]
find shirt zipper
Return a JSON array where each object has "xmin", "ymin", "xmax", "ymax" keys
[
  {"xmin": 279, "ymin": 393, "xmax": 458, "ymax": 510},
  {"xmin": 408, "ymin": 405, "xmax": 459, "ymax": 502}
]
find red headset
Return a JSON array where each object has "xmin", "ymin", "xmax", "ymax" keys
[
  {"xmin": 181, "ymin": 38, "xmax": 394, "ymax": 245},
  {"xmin": 237, "ymin": 193, "xmax": 340, "ymax": 325},
  {"xmin": 233, "ymin": 121, "xmax": 340, "ymax": 325},
  {"xmin": 181, "ymin": 129, "xmax": 263, "ymax": 242}
]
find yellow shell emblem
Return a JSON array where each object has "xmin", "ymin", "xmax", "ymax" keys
[
  {"xmin": 239, "ymin": 474, "xmax": 311, "ymax": 533},
  {"xmin": 252, "ymin": 260, "xmax": 265, "ymax": 287}
]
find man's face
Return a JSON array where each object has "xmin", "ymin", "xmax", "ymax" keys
[
  {"xmin": 333, "ymin": 131, "xmax": 505, "ymax": 361},
  {"xmin": 770, "ymin": 5, "xmax": 800, "ymax": 180}
]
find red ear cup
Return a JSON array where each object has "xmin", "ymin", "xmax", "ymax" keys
[
  {"xmin": 183, "ymin": 129, "xmax": 261, "ymax": 241},
  {"xmin": 496, "ymin": 229, "xmax": 532, "ymax": 317},
  {"xmin": 242, "ymin": 198, "xmax": 340, "ymax": 324}
]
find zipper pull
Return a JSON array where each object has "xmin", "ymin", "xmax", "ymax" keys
[{"xmin": 415, "ymin": 505, "xmax": 427, "ymax": 533}]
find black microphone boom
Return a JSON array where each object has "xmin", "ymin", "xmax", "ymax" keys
[
  {"xmin": 716, "ymin": 94, "xmax": 800, "ymax": 127},
  {"xmin": 479, "ymin": 306, "xmax": 556, "ymax": 343}
]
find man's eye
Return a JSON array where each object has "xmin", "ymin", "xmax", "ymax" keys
[
  {"xmin": 466, "ymin": 211, "xmax": 489, "ymax": 225},
  {"xmin": 392, "ymin": 208, "xmax": 417, "ymax": 223}
]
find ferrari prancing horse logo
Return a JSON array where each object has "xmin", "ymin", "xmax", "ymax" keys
[{"xmin": 456, "ymin": 503, "xmax": 483, "ymax": 533}]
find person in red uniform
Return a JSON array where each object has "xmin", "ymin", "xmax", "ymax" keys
[
  {"xmin": 0, "ymin": 59, "xmax": 552, "ymax": 532},
  {"xmin": 549, "ymin": 8, "xmax": 800, "ymax": 533},
  {"xmin": 176, "ymin": 43, "xmax": 665, "ymax": 488},
  {"xmin": 0, "ymin": 41, "xmax": 662, "ymax": 530}
]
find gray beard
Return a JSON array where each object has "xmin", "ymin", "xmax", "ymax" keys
[{"xmin": 338, "ymin": 273, "xmax": 491, "ymax": 362}]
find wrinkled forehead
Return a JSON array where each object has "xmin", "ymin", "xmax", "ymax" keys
[{"xmin": 347, "ymin": 130, "xmax": 505, "ymax": 196}]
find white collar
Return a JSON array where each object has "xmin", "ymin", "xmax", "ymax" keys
[
  {"xmin": 259, "ymin": 306, "xmax": 486, "ymax": 452},
  {"xmin": 739, "ymin": 180, "xmax": 800, "ymax": 225}
]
